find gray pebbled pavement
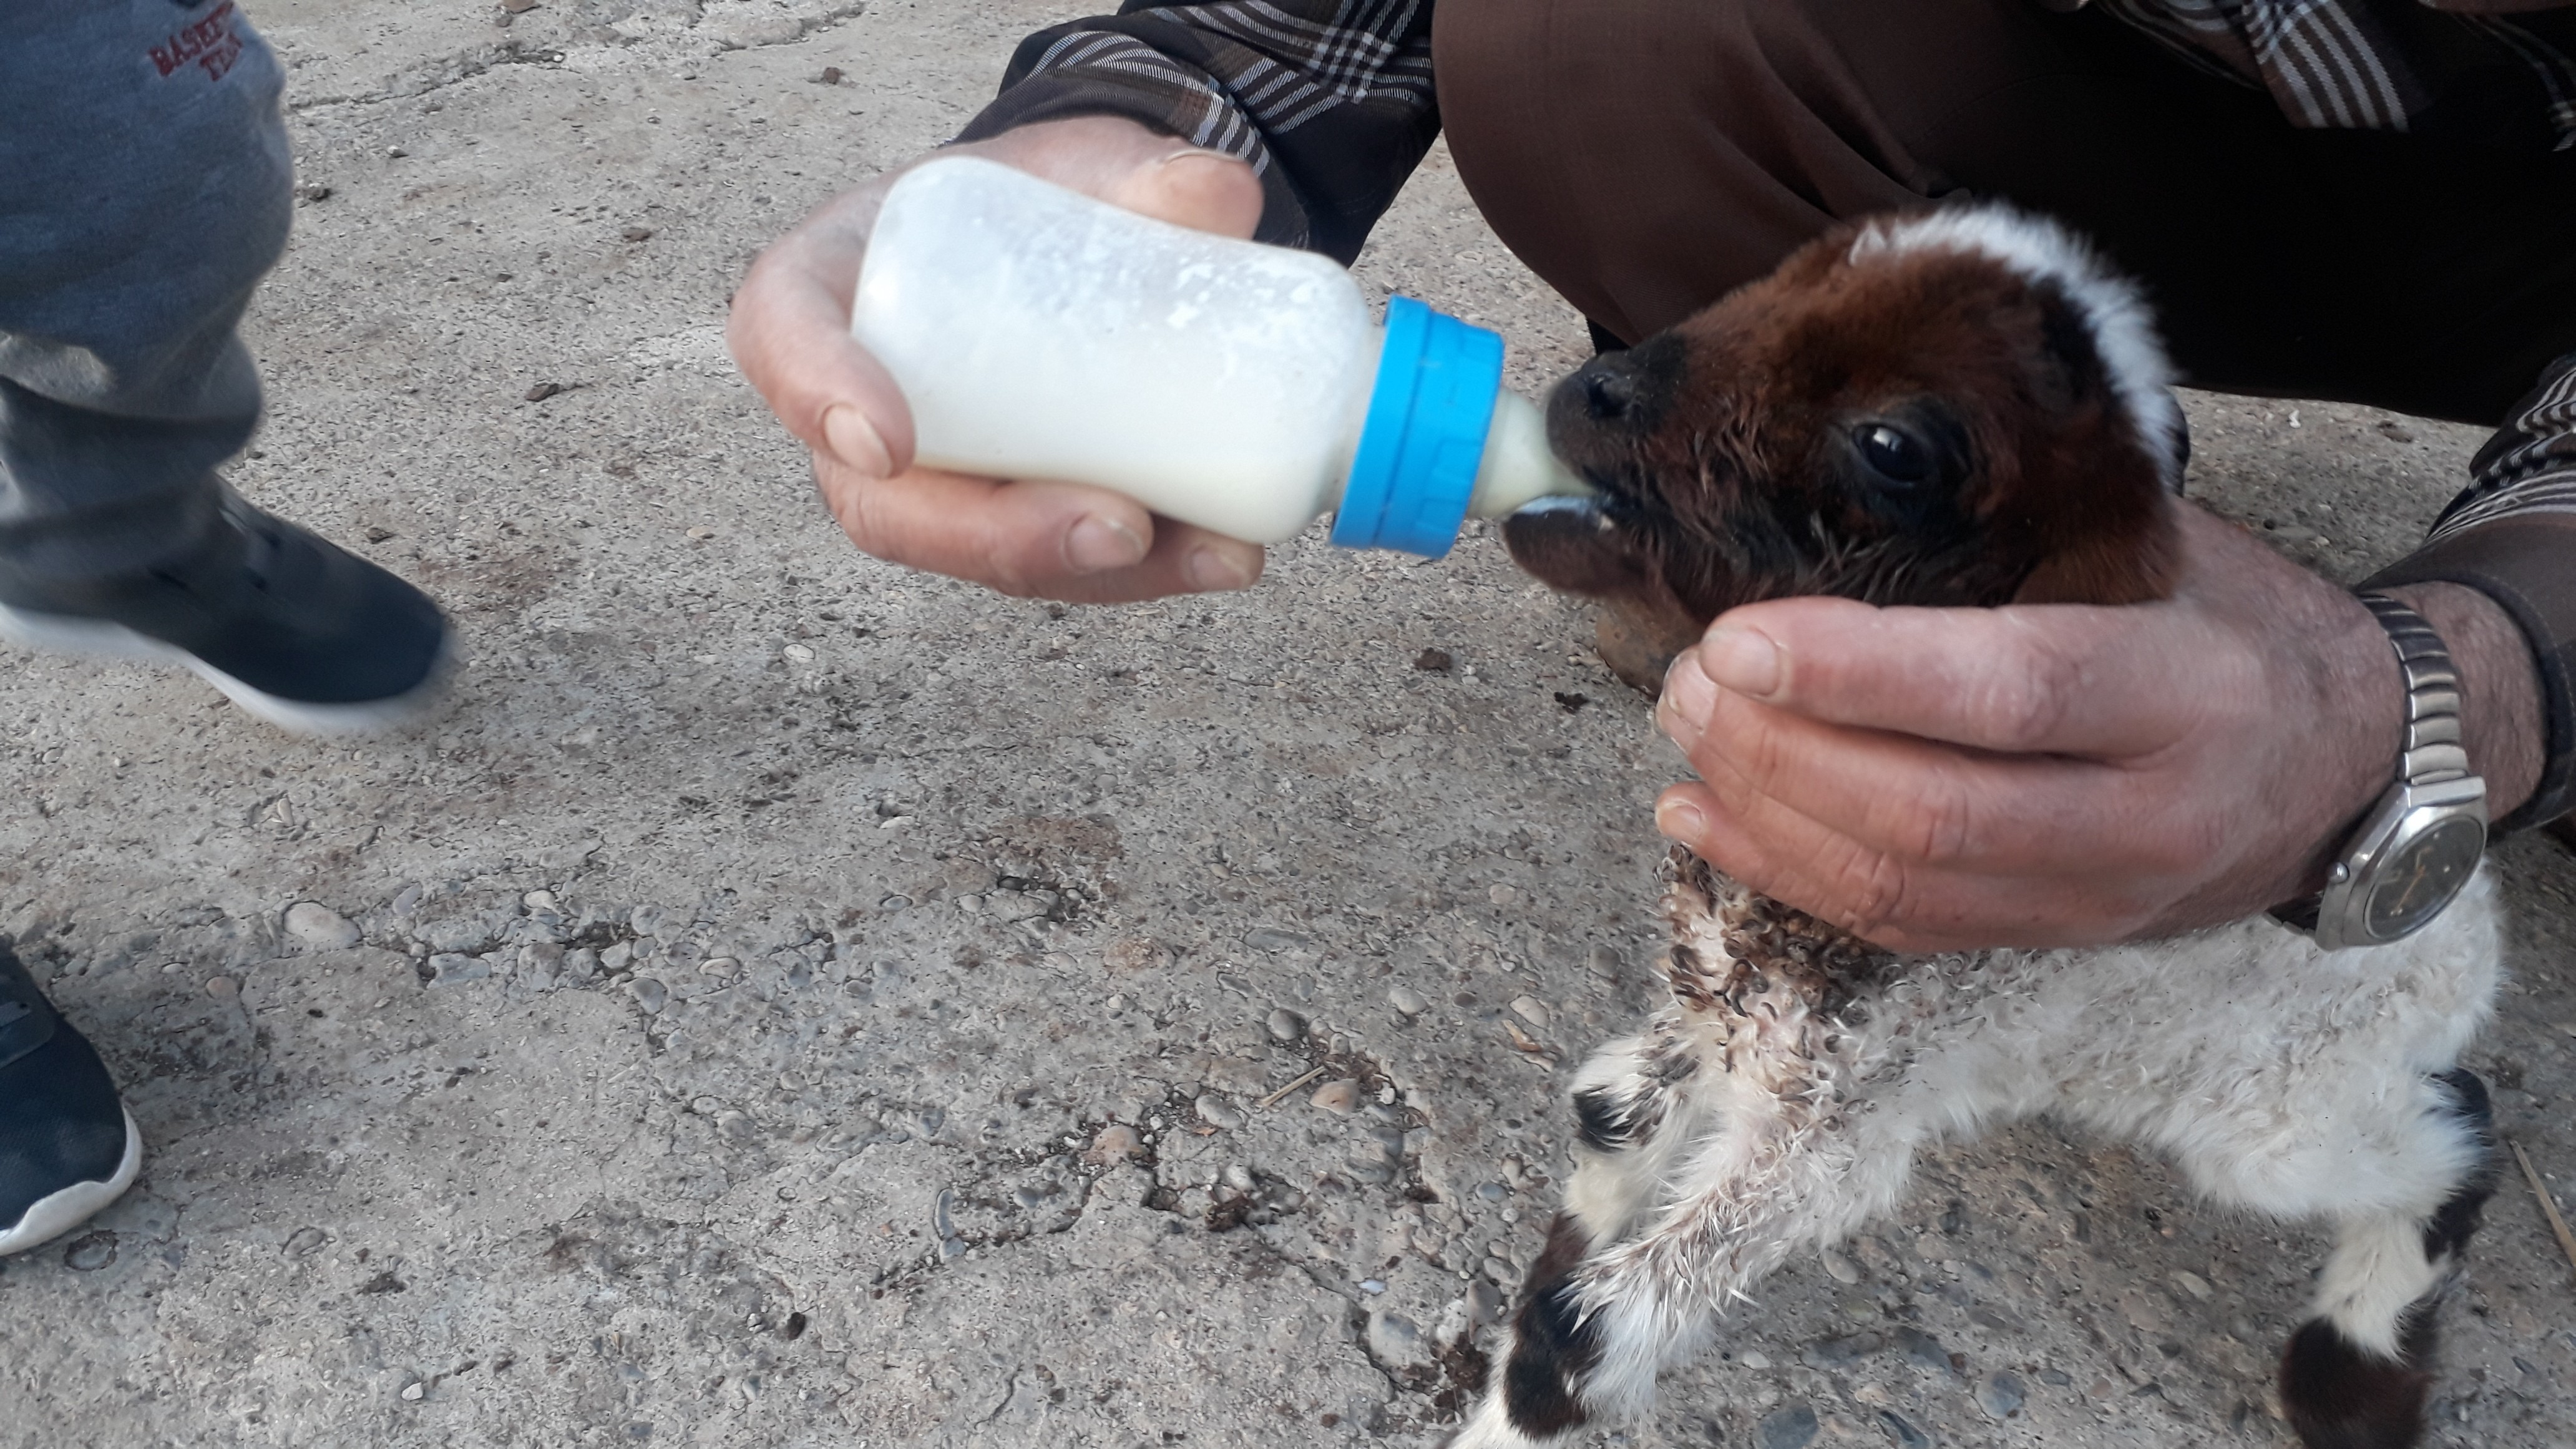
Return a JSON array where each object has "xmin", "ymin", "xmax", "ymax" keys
[{"xmin": 4, "ymin": 4, "xmax": 2572, "ymax": 1447}]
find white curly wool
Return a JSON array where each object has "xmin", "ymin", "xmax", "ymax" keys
[{"xmin": 1452, "ymin": 862, "xmax": 2500, "ymax": 1448}]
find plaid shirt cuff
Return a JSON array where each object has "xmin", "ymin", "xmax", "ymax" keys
[{"xmin": 953, "ymin": 3, "xmax": 1442, "ymax": 265}]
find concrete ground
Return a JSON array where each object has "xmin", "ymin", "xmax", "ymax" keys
[{"xmin": 6, "ymin": 3, "xmax": 2574, "ymax": 1447}]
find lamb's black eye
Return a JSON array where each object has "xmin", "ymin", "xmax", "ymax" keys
[{"xmin": 1855, "ymin": 423, "xmax": 1937, "ymax": 487}]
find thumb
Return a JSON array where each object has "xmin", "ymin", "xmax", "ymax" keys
[{"xmin": 1106, "ymin": 148, "xmax": 1265, "ymax": 240}]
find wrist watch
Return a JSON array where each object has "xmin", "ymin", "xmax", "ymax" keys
[{"xmin": 2271, "ymin": 594, "xmax": 2488, "ymax": 950}]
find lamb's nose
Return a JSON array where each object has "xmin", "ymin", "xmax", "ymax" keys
[{"xmin": 1579, "ymin": 358, "xmax": 1641, "ymax": 422}]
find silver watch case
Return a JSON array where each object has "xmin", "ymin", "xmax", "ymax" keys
[{"xmin": 2309, "ymin": 773, "xmax": 2488, "ymax": 951}]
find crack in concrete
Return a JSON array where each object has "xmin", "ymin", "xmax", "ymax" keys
[
  {"xmin": 285, "ymin": 3, "xmax": 871, "ymax": 114},
  {"xmin": 623, "ymin": 1005, "xmax": 1463, "ymax": 1427},
  {"xmin": 706, "ymin": 2, "xmax": 871, "ymax": 52},
  {"xmin": 287, "ymin": 41, "xmax": 568, "ymax": 112}
]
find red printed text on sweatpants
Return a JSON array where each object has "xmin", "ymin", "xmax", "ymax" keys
[{"xmin": 149, "ymin": 2, "xmax": 245, "ymax": 84}]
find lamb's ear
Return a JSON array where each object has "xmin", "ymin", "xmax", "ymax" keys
[
  {"xmin": 2014, "ymin": 494, "xmax": 2181, "ymax": 605},
  {"xmin": 2012, "ymin": 273, "xmax": 2185, "ymax": 605},
  {"xmin": 1502, "ymin": 503, "xmax": 1657, "ymax": 599},
  {"xmin": 2029, "ymin": 270, "xmax": 2190, "ymax": 492}
]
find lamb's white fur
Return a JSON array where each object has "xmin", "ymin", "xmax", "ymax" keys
[
  {"xmin": 2314, "ymin": 1214, "xmax": 2451, "ymax": 1360},
  {"xmin": 1851, "ymin": 207, "xmax": 2190, "ymax": 492},
  {"xmin": 1452, "ymin": 864, "xmax": 2499, "ymax": 1448}
]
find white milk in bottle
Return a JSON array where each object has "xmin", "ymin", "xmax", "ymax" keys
[{"xmin": 850, "ymin": 156, "xmax": 1586, "ymax": 556}]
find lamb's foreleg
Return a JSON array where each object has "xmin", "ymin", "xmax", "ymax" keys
[
  {"xmin": 1450, "ymin": 1027, "xmax": 1716, "ymax": 1449},
  {"xmin": 1451, "ymin": 1052, "xmax": 1930, "ymax": 1447}
]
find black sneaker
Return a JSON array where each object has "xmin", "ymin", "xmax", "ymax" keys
[
  {"xmin": 0, "ymin": 940, "xmax": 140, "ymax": 1257},
  {"xmin": 0, "ymin": 489, "xmax": 451, "ymax": 735}
]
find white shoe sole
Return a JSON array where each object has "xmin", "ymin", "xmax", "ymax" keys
[
  {"xmin": 0, "ymin": 1107, "xmax": 143, "ymax": 1257},
  {"xmin": 0, "ymin": 601, "xmax": 453, "ymax": 737}
]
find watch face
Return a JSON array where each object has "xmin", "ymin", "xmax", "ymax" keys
[{"xmin": 2364, "ymin": 816, "xmax": 2484, "ymax": 941}]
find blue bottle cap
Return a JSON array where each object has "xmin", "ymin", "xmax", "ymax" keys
[{"xmin": 1330, "ymin": 296, "xmax": 1506, "ymax": 558}]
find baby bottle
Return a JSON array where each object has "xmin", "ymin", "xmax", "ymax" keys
[{"xmin": 849, "ymin": 156, "xmax": 1587, "ymax": 557}]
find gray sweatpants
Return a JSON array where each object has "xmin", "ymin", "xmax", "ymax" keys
[{"xmin": 0, "ymin": 0, "xmax": 291, "ymax": 594}]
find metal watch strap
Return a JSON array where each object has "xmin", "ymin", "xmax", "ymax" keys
[
  {"xmin": 2270, "ymin": 594, "xmax": 2469, "ymax": 932},
  {"xmin": 2365, "ymin": 594, "xmax": 2474, "ymax": 790}
]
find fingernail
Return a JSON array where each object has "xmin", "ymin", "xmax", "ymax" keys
[
  {"xmin": 1156, "ymin": 147, "xmax": 1236, "ymax": 172},
  {"xmin": 1184, "ymin": 546, "xmax": 1254, "ymax": 592},
  {"xmin": 1701, "ymin": 626, "xmax": 1781, "ymax": 697},
  {"xmin": 821, "ymin": 406, "xmax": 892, "ymax": 477},
  {"xmin": 1065, "ymin": 515, "xmax": 1147, "ymax": 573},
  {"xmin": 1662, "ymin": 650, "xmax": 1719, "ymax": 727},
  {"xmin": 1656, "ymin": 796, "xmax": 1705, "ymax": 842}
]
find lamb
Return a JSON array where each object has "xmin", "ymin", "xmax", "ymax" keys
[{"xmin": 1455, "ymin": 207, "xmax": 2501, "ymax": 1449}]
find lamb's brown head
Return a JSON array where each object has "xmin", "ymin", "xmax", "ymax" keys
[{"xmin": 1508, "ymin": 207, "xmax": 2186, "ymax": 681}]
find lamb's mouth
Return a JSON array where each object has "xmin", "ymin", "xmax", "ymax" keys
[
  {"xmin": 1499, "ymin": 462, "xmax": 1682, "ymax": 568},
  {"xmin": 1573, "ymin": 463, "xmax": 1671, "ymax": 536},
  {"xmin": 1508, "ymin": 493, "xmax": 1601, "ymax": 522}
]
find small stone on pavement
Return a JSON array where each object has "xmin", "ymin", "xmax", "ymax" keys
[
  {"xmin": 285, "ymin": 902, "xmax": 359, "ymax": 950},
  {"xmin": 1978, "ymin": 1371, "xmax": 2026, "ymax": 1418},
  {"xmin": 1084, "ymin": 1124, "xmax": 1144, "ymax": 1166},
  {"xmin": 1365, "ymin": 1309, "xmax": 1433, "ymax": 1371},
  {"xmin": 1759, "ymin": 1403, "xmax": 1819, "ymax": 1449}
]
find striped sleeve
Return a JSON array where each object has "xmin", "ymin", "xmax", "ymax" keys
[
  {"xmin": 2368, "ymin": 351, "xmax": 2576, "ymax": 830},
  {"xmin": 952, "ymin": 1, "xmax": 1441, "ymax": 263},
  {"xmin": 2087, "ymin": 0, "xmax": 2576, "ymax": 151}
]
